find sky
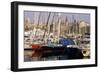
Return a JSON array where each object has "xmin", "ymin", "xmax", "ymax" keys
[{"xmin": 24, "ymin": 11, "xmax": 90, "ymax": 24}]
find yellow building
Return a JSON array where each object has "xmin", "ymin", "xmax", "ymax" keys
[{"xmin": 79, "ymin": 21, "xmax": 90, "ymax": 35}]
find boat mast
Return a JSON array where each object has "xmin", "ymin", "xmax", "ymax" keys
[
  {"xmin": 43, "ymin": 12, "xmax": 51, "ymax": 43},
  {"xmin": 29, "ymin": 13, "xmax": 34, "ymax": 44},
  {"xmin": 51, "ymin": 13, "xmax": 55, "ymax": 32},
  {"xmin": 34, "ymin": 12, "xmax": 41, "ymax": 38},
  {"xmin": 58, "ymin": 13, "xmax": 61, "ymax": 41},
  {"xmin": 48, "ymin": 13, "xmax": 55, "ymax": 37}
]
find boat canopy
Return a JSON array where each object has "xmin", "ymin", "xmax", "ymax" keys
[{"xmin": 59, "ymin": 37, "xmax": 75, "ymax": 46}]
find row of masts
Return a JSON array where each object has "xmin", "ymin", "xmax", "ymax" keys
[{"xmin": 24, "ymin": 12, "xmax": 89, "ymax": 45}]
